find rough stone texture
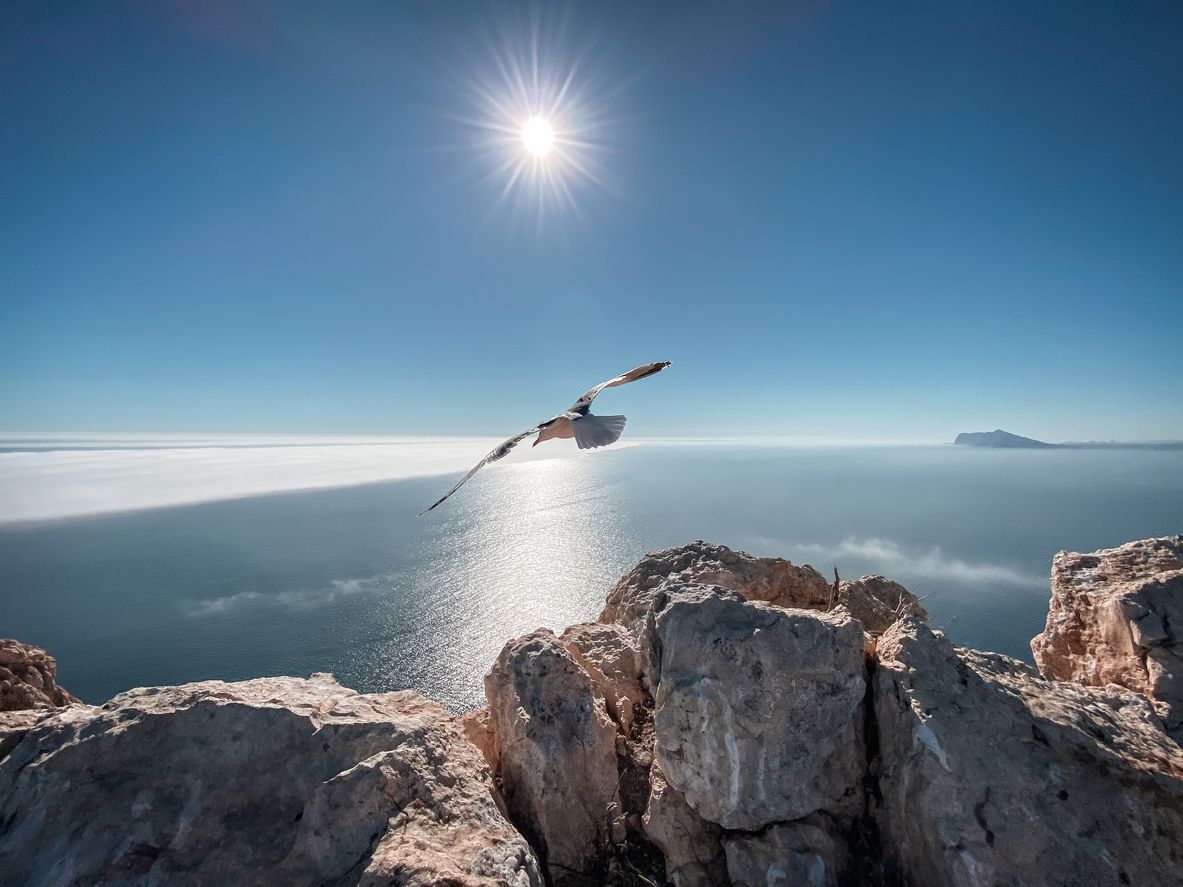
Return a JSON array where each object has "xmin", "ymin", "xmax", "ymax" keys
[
  {"xmin": 599, "ymin": 541, "xmax": 833, "ymax": 637},
  {"xmin": 0, "ymin": 673, "xmax": 542, "ymax": 887},
  {"xmin": 560, "ymin": 622, "xmax": 646, "ymax": 736},
  {"xmin": 723, "ymin": 817, "xmax": 849, "ymax": 887},
  {"xmin": 484, "ymin": 630, "xmax": 621, "ymax": 885},
  {"xmin": 461, "ymin": 704, "xmax": 498, "ymax": 773},
  {"xmin": 1031, "ymin": 535, "xmax": 1183, "ymax": 737},
  {"xmin": 877, "ymin": 618, "xmax": 1183, "ymax": 887},
  {"xmin": 645, "ymin": 584, "xmax": 867, "ymax": 830},
  {"xmin": 0, "ymin": 708, "xmax": 58, "ymax": 760},
  {"xmin": 641, "ymin": 761, "xmax": 724, "ymax": 887},
  {"xmin": 837, "ymin": 575, "xmax": 928, "ymax": 636},
  {"xmin": 0, "ymin": 639, "xmax": 80, "ymax": 710},
  {"xmin": 600, "ymin": 541, "xmax": 925, "ymax": 642}
]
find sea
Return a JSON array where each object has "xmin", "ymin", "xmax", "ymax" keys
[{"xmin": 2, "ymin": 442, "xmax": 1181, "ymax": 711}]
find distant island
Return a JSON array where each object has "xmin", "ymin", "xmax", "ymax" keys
[
  {"xmin": 954, "ymin": 429, "xmax": 1183, "ymax": 450},
  {"xmin": 954, "ymin": 429, "xmax": 1053, "ymax": 448}
]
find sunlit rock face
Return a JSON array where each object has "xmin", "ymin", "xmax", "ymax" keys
[
  {"xmin": 877, "ymin": 618, "xmax": 1183, "ymax": 887},
  {"xmin": 559, "ymin": 622, "xmax": 647, "ymax": 737},
  {"xmin": 1031, "ymin": 536, "xmax": 1183, "ymax": 739},
  {"xmin": 482, "ymin": 629, "xmax": 623, "ymax": 886},
  {"xmin": 600, "ymin": 541, "xmax": 834, "ymax": 636},
  {"xmin": 643, "ymin": 585, "xmax": 867, "ymax": 831},
  {"xmin": 0, "ymin": 675, "xmax": 542, "ymax": 887},
  {"xmin": 0, "ymin": 639, "xmax": 80, "ymax": 711},
  {"xmin": 599, "ymin": 540, "xmax": 925, "ymax": 640},
  {"xmin": 836, "ymin": 575, "xmax": 928, "ymax": 636}
]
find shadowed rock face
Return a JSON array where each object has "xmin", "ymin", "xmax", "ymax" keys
[
  {"xmin": 878, "ymin": 618, "xmax": 1183, "ymax": 887},
  {"xmin": 0, "ymin": 674, "xmax": 542, "ymax": 887},
  {"xmin": 724, "ymin": 817, "xmax": 848, "ymax": 887},
  {"xmin": 1031, "ymin": 535, "xmax": 1183, "ymax": 739},
  {"xmin": 0, "ymin": 639, "xmax": 80, "ymax": 711},
  {"xmin": 642, "ymin": 760, "xmax": 725, "ymax": 887}
]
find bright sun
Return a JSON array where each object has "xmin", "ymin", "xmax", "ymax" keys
[{"xmin": 521, "ymin": 116, "xmax": 555, "ymax": 157}]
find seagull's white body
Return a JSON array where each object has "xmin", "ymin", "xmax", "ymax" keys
[{"xmin": 420, "ymin": 361, "xmax": 672, "ymax": 514}]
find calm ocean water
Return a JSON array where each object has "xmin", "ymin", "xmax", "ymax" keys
[{"xmin": 2, "ymin": 444, "xmax": 1181, "ymax": 711}]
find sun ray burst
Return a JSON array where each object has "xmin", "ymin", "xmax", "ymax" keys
[{"xmin": 453, "ymin": 11, "xmax": 613, "ymax": 227}]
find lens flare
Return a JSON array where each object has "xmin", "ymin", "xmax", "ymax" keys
[
  {"xmin": 521, "ymin": 116, "xmax": 555, "ymax": 157},
  {"xmin": 451, "ymin": 11, "xmax": 616, "ymax": 225}
]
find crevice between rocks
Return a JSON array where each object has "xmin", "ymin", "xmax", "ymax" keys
[{"xmin": 844, "ymin": 651, "xmax": 897, "ymax": 887}]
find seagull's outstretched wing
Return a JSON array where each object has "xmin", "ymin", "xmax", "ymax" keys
[
  {"xmin": 418, "ymin": 426, "xmax": 541, "ymax": 515},
  {"xmin": 567, "ymin": 361, "xmax": 672, "ymax": 414}
]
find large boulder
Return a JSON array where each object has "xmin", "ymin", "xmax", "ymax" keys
[
  {"xmin": 644, "ymin": 584, "xmax": 867, "ymax": 831},
  {"xmin": 599, "ymin": 541, "xmax": 834, "ymax": 637},
  {"xmin": 0, "ymin": 674, "xmax": 542, "ymax": 887},
  {"xmin": 1031, "ymin": 535, "xmax": 1183, "ymax": 738},
  {"xmin": 0, "ymin": 639, "xmax": 80, "ymax": 711},
  {"xmin": 483, "ymin": 630, "xmax": 622, "ymax": 885},
  {"xmin": 876, "ymin": 618, "xmax": 1183, "ymax": 887}
]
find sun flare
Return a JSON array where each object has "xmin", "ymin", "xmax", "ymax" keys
[
  {"xmin": 521, "ymin": 116, "xmax": 555, "ymax": 158},
  {"xmin": 455, "ymin": 15, "xmax": 612, "ymax": 223}
]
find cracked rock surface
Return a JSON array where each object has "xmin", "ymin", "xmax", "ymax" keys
[
  {"xmin": 878, "ymin": 618, "xmax": 1183, "ymax": 887},
  {"xmin": 0, "ymin": 674, "xmax": 542, "ymax": 887},
  {"xmin": 4, "ymin": 538, "xmax": 1183, "ymax": 886},
  {"xmin": 1031, "ymin": 535, "xmax": 1183, "ymax": 739},
  {"xmin": 644, "ymin": 585, "xmax": 867, "ymax": 830}
]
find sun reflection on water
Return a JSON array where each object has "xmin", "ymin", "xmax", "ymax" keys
[{"xmin": 373, "ymin": 456, "xmax": 635, "ymax": 710}]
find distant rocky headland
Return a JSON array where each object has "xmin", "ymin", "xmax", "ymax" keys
[
  {"xmin": 955, "ymin": 428, "xmax": 1183, "ymax": 449},
  {"xmin": 3, "ymin": 536, "xmax": 1183, "ymax": 885}
]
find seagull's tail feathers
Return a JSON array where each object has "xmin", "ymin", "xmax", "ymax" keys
[{"xmin": 574, "ymin": 413, "xmax": 627, "ymax": 450}]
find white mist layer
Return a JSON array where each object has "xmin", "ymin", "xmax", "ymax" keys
[
  {"xmin": 747, "ymin": 535, "xmax": 1037, "ymax": 587},
  {"xmin": 0, "ymin": 434, "xmax": 522, "ymax": 523}
]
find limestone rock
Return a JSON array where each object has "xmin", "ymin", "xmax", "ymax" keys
[
  {"xmin": 1031, "ymin": 535, "xmax": 1183, "ymax": 736},
  {"xmin": 0, "ymin": 674, "xmax": 542, "ymax": 887},
  {"xmin": 723, "ymin": 816, "xmax": 849, "ymax": 887},
  {"xmin": 0, "ymin": 708, "xmax": 58, "ymax": 760},
  {"xmin": 837, "ymin": 575, "xmax": 928, "ymax": 635},
  {"xmin": 600, "ymin": 541, "xmax": 925, "ymax": 642},
  {"xmin": 483, "ymin": 629, "xmax": 621, "ymax": 885},
  {"xmin": 599, "ymin": 541, "xmax": 833, "ymax": 636},
  {"xmin": 646, "ymin": 584, "xmax": 867, "ymax": 830},
  {"xmin": 461, "ymin": 704, "xmax": 498, "ymax": 773},
  {"xmin": 876, "ymin": 618, "xmax": 1183, "ymax": 887},
  {"xmin": 0, "ymin": 639, "xmax": 80, "ymax": 710},
  {"xmin": 642, "ymin": 761, "xmax": 725, "ymax": 887},
  {"xmin": 560, "ymin": 622, "xmax": 647, "ymax": 735}
]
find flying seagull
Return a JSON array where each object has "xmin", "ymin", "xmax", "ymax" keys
[{"xmin": 420, "ymin": 361, "xmax": 672, "ymax": 515}]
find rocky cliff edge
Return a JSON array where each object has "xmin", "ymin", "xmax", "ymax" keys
[{"xmin": 3, "ymin": 538, "xmax": 1182, "ymax": 886}]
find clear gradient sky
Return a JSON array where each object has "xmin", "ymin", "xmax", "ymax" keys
[{"xmin": 3, "ymin": 2, "xmax": 1181, "ymax": 442}]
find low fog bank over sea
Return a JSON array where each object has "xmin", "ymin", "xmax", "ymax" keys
[{"xmin": 1, "ymin": 437, "xmax": 1180, "ymax": 710}]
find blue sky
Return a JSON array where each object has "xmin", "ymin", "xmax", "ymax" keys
[{"xmin": 2, "ymin": 2, "xmax": 1180, "ymax": 442}]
